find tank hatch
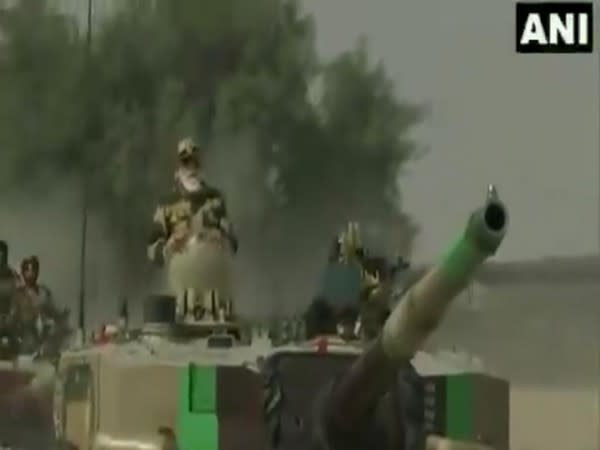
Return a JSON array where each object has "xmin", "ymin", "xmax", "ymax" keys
[{"xmin": 141, "ymin": 294, "xmax": 243, "ymax": 346}]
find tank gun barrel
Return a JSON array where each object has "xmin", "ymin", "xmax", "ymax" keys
[{"xmin": 325, "ymin": 186, "xmax": 508, "ymax": 434}]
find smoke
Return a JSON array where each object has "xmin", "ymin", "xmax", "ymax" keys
[
  {"xmin": 0, "ymin": 180, "xmax": 127, "ymax": 328},
  {"xmin": 0, "ymin": 131, "xmax": 326, "ymax": 329},
  {"xmin": 202, "ymin": 129, "xmax": 418, "ymax": 318},
  {"xmin": 0, "ymin": 135, "xmax": 410, "ymax": 327},
  {"xmin": 203, "ymin": 132, "xmax": 326, "ymax": 318},
  {"xmin": 204, "ymin": 133, "xmax": 271, "ymax": 226}
]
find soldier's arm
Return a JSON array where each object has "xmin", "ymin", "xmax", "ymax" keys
[
  {"xmin": 219, "ymin": 216, "xmax": 238, "ymax": 253},
  {"xmin": 208, "ymin": 189, "xmax": 238, "ymax": 253},
  {"xmin": 147, "ymin": 205, "xmax": 169, "ymax": 266}
]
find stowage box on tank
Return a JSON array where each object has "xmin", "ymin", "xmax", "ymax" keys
[{"xmin": 423, "ymin": 373, "xmax": 509, "ymax": 450}]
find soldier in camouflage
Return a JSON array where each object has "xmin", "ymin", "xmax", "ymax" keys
[
  {"xmin": 13, "ymin": 256, "xmax": 65, "ymax": 355},
  {"xmin": 18, "ymin": 256, "xmax": 53, "ymax": 308},
  {"xmin": 310, "ymin": 223, "xmax": 398, "ymax": 341},
  {"xmin": 147, "ymin": 138, "xmax": 238, "ymax": 322}
]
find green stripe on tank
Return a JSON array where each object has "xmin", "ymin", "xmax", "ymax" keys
[
  {"xmin": 190, "ymin": 364, "xmax": 216, "ymax": 412},
  {"xmin": 445, "ymin": 374, "xmax": 473, "ymax": 440},
  {"xmin": 438, "ymin": 234, "xmax": 483, "ymax": 281},
  {"xmin": 177, "ymin": 364, "xmax": 218, "ymax": 450}
]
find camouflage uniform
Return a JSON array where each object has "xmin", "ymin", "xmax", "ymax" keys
[
  {"xmin": 357, "ymin": 256, "xmax": 394, "ymax": 340},
  {"xmin": 147, "ymin": 182, "xmax": 238, "ymax": 265},
  {"xmin": 13, "ymin": 257, "xmax": 44, "ymax": 353},
  {"xmin": 147, "ymin": 138, "xmax": 238, "ymax": 321},
  {"xmin": 14, "ymin": 256, "xmax": 68, "ymax": 357}
]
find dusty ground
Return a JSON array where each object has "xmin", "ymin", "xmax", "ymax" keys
[
  {"xmin": 428, "ymin": 280, "xmax": 600, "ymax": 450},
  {"xmin": 510, "ymin": 385, "xmax": 597, "ymax": 450}
]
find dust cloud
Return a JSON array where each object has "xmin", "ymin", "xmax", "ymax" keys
[
  {"xmin": 0, "ymin": 129, "xmax": 410, "ymax": 327},
  {"xmin": 0, "ymin": 180, "xmax": 133, "ymax": 329},
  {"xmin": 204, "ymin": 132, "xmax": 329, "ymax": 318},
  {"xmin": 427, "ymin": 280, "xmax": 600, "ymax": 450},
  {"xmin": 0, "ymin": 135, "xmax": 330, "ymax": 328}
]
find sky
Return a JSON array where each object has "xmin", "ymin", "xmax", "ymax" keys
[{"xmin": 304, "ymin": 0, "xmax": 599, "ymax": 262}]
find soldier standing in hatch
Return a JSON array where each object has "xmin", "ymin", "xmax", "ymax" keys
[
  {"xmin": 329, "ymin": 222, "xmax": 365, "ymax": 265},
  {"xmin": 147, "ymin": 137, "xmax": 238, "ymax": 322},
  {"xmin": 309, "ymin": 223, "xmax": 404, "ymax": 341}
]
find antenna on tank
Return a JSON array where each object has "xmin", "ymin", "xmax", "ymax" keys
[{"xmin": 77, "ymin": 0, "xmax": 93, "ymax": 343}]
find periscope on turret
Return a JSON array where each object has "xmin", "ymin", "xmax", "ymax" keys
[{"xmin": 319, "ymin": 185, "xmax": 508, "ymax": 450}]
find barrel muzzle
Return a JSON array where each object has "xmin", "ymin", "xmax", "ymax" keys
[
  {"xmin": 465, "ymin": 185, "xmax": 508, "ymax": 255},
  {"xmin": 324, "ymin": 185, "xmax": 509, "ymax": 437}
]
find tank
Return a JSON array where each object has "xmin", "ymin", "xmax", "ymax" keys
[{"xmin": 19, "ymin": 185, "xmax": 507, "ymax": 450}]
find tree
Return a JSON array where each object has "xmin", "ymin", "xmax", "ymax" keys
[{"xmin": 0, "ymin": 0, "xmax": 424, "ymax": 314}]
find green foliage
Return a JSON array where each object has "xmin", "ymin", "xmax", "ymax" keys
[{"xmin": 0, "ymin": 0, "xmax": 424, "ymax": 305}]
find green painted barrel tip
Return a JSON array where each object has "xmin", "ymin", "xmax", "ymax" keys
[{"xmin": 440, "ymin": 184, "xmax": 508, "ymax": 280}]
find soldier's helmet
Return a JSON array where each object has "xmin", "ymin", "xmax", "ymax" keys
[
  {"xmin": 177, "ymin": 137, "xmax": 200, "ymax": 165},
  {"xmin": 21, "ymin": 256, "xmax": 39, "ymax": 278},
  {"xmin": 175, "ymin": 138, "xmax": 203, "ymax": 193}
]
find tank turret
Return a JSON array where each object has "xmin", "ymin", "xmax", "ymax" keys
[{"xmin": 317, "ymin": 185, "xmax": 508, "ymax": 449}]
